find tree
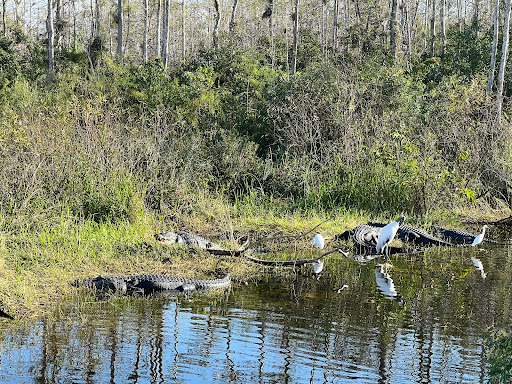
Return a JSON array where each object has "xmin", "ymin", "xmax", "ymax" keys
[
  {"xmin": 332, "ymin": 0, "xmax": 338, "ymax": 53},
  {"xmin": 155, "ymin": 0, "xmax": 161, "ymax": 57},
  {"xmin": 47, "ymin": 0, "xmax": 55, "ymax": 82},
  {"xmin": 181, "ymin": 0, "xmax": 185, "ymax": 60},
  {"xmin": 213, "ymin": 0, "xmax": 220, "ymax": 50},
  {"xmin": 389, "ymin": 0, "xmax": 398, "ymax": 58},
  {"xmin": 429, "ymin": 0, "xmax": 435, "ymax": 57},
  {"xmin": 2, "ymin": 0, "xmax": 5, "ymax": 36},
  {"xmin": 292, "ymin": 0, "xmax": 299, "ymax": 75},
  {"xmin": 229, "ymin": 0, "xmax": 238, "ymax": 33},
  {"xmin": 487, "ymin": 0, "xmax": 500, "ymax": 95},
  {"xmin": 162, "ymin": 0, "xmax": 170, "ymax": 67},
  {"xmin": 496, "ymin": 0, "xmax": 512, "ymax": 119},
  {"xmin": 117, "ymin": 0, "xmax": 123, "ymax": 60},
  {"xmin": 143, "ymin": 0, "xmax": 148, "ymax": 62},
  {"xmin": 262, "ymin": 0, "xmax": 274, "ymax": 67},
  {"xmin": 440, "ymin": 0, "xmax": 446, "ymax": 57}
]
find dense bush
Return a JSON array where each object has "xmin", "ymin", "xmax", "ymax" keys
[{"xmin": 0, "ymin": 27, "xmax": 510, "ymax": 228}]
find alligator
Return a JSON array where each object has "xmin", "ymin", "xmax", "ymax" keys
[
  {"xmin": 154, "ymin": 231, "xmax": 218, "ymax": 249},
  {"xmin": 337, "ymin": 224, "xmax": 406, "ymax": 255},
  {"xmin": 337, "ymin": 221, "xmax": 504, "ymax": 262},
  {"xmin": 73, "ymin": 274, "xmax": 231, "ymax": 295},
  {"xmin": 368, "ymin": 222, "xmax": 454, "ymax": 247},
  {"xmin": 431, "ymin": 226, "xmax": 502, "ymax": 245}
]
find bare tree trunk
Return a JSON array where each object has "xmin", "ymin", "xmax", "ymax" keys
[
  {"xmin": 181, "ymin": 0, "xmax": 185, "ymax": 60},
  {"xmin": 429, "ymin": 0, "xmax": 435, "ymax": 57},
  {"xmin": 117, "ymin": 0, "xmax": 123, "ymax": 61},
  {"xmin": 143, "ymin": 0, "xmax": 148, "ymax": 62},
  {"xmin": 262, "ymin": 0, "xmax": 275, "ymax": 67},
  {"xmin": 292, "ymin": 0, "xmax": 299, "ymax": 75},
  {"xmin": 472, "ymin": 0, "xmax": 480, "ymax": 35},
  {"xmin": 55, "ymin": 0, "xmax": 63, "ymax": 48},
  {"xmin": 332, "ymin": 0, "xmax": 338, "ymax": 54},
  {"xmin": 457, "ymin": 0, "xmax": 462, "ymax": 32},
  {"xmin": 90, "ymin": 0, "xmax": 94, "ymax": 38},
  {"xmin": 403, "ymin": 0, "xmax": 412, "ymax": 66},
  {"xmin": 155, "ymin": 0, "xmax": 161, "ymax": 57},
  {"xmin": 162, "ymin": 0, "xmax": 170, "ymax": 67},
  {"xmin": 321, "ymin": 0, "xmax": 325, "ymax": 56},
  {"xmin": 47, "ymin": 0, "xmax": 55, "ymax": 82},
  {"xmin": 497, "ymin": 0, "xmax": 512, "ymax": 118},
  {"xmin": 440, "ymin": 0, "xmax": 445, "ymax": 57},
  {"xmin": 390, "ymin": 0, "xmax": 398, "ymax": 58},
  {"xmin": 73, "ymin": 0, "xmax": 76, "ymax": 50},
  {"xmin": 270, "ymin": 1, "xmax": 274, "ymax": 68},
  {"xmin": 213, "ymin": 0, "xmax": 220, "ymax": 50},
  {"xmin": 94, "ymin": 0, "xmax": 100, "ymax": 37},
  {"xmin": 423, "ymin": 0, "xmax": 429, "ymax": 54},
  {"xmin": 487, "ymin": 0, "xmax": 500, "ymax": 94},
  {"xmin": 2, "ymin": 0, "xmax": 6, "ymax": 36},
  {"xmin": 123, "ymin": 0, "xmax": 130, "ymax": 55},
  {"xmin": 108, "ymin": 9, "xmax": 112, "ymax": 57},
  {"xmin": 229, "ymin": 0, "xmax": 238, "ymax": 33}
]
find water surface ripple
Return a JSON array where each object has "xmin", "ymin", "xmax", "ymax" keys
[{"xmin": 1, "ymin": 245, "xmax": 511, "ymax": 383}]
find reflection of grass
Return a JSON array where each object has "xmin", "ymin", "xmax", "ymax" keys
[{"xmin": 488, "ymin": 331, "xmax": 512, "ymax": 383}]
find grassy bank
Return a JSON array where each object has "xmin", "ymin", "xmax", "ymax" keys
[
  {"xmin": 1, "ymin": 34, "xmax": 511, "ymax": 321},
  {"xmin": 0, "ymin": 189, "xmax": 508, "ymax": 321}
]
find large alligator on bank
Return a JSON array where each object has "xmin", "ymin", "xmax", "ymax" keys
[
  {"xmin": 368, "ymin": 222, "xmax": 455, "ymax": 247},
  {"xmin": 73, "ymin": 274, "xmax": 231, "ymax": 295},
  {"xmin": 431, "ymin": 226, "xmax": 502, "ymax": 245},
  {"xmin": 337, "ymin": 221, "xmax": 504, "ymax": 260},
  {"xmin": 154, "ymin": 231, "xmax": 218, "ymax": 249}
]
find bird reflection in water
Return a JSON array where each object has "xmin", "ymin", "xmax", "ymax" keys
[
  {"xmin": 471, "ymin": 257, "xmax": 487, "ymax": 279},
  {"xmin": 375, "ymin": 264, "xmax": 401, "ymax": 302}
]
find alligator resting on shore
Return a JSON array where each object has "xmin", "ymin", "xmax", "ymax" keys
[
  {"xmin": 154, "ymin": 231, "xmax": 218, "ymax": 249},
  {"xmin": 73, "ymin": 274, "xmax": 231, "ymax": 295},
  {"xmin": 336, "ymin": 221, "xmax": 505, "ymax": 261}
]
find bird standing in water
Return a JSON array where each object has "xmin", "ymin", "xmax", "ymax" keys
[
  {"xmin": 376, "ymin": 216, "xmax": 405, "ymax": 257},
  {"xmin": 312, "ymin": 234, "xmax": 325, "ymax": 274},
  {"xmin": 471, "ymin": 225, "xmax": 488, "ymax": 247}
]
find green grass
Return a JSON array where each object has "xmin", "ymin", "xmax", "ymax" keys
[{"xmin": 0, "ymin": 189, "xmax": 507, "ymax": 321}]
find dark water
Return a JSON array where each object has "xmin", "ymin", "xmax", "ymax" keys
[{"xmin": 1, "ymin": 245, "xmax": 511, "ymax": 383}]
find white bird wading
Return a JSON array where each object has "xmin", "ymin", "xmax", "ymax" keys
[{"xmin": 376, "ymin": 216, "xmax": 406, "ymax": 257}]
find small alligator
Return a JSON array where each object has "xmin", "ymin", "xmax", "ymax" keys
[
  {"xmin": 154, "ymin": 231, "xmax": 218, "ymax": 249},
  {"xmin": 73, "ymin": 274, "xmax": 231, "ymax": 294}
]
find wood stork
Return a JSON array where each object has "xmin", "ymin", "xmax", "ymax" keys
[
  {"xmin": 471, "ymin": 225, "xmax": 488, "ymax": 247},
  {"xmin": 375, "ymin": 264, "xmax": 399, "ymax": 300},
  {"xmin": 376, "ymin": 216, "xmax": 405, "ymax": 256}
]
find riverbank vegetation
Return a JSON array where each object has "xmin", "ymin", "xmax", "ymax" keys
[
  {"xmin": 0, "ymin": 0, "xmax": 511, "ymax": 323},
  {"xmin": 2, "ymin": 0, "xmax": 512, "ymax": 379}
]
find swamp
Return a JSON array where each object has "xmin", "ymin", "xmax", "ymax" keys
[{"xmin": 2, "ymin": 0, "xmax": 512, "ymax": 381}]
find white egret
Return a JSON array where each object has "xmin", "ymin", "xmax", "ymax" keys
[
  {"xmin": 471, "ymin": 225, "xmax": 488, "ymax": 247},
  {"xmin": 313, "ymin": 259, "xmax": 324, "ymax": 274},
  {"xmin": 311, "ymin": 234, "xmax": 325, "ymax": 274},
  {"xmin": 312, "ymin": 234, "xmax": 325, "ymax": 251},
  {"xmin": 376, "ymin": 216, "xmax": 405, "ymax": 256},
  {"xmin": 471, "ymin": 257, "xmax": 487, "ymax": 279}
]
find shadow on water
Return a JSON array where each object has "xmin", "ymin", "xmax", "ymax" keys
[{"xmin": 1, "ymin": 244, "xmax": 512, "ymax": 383}]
